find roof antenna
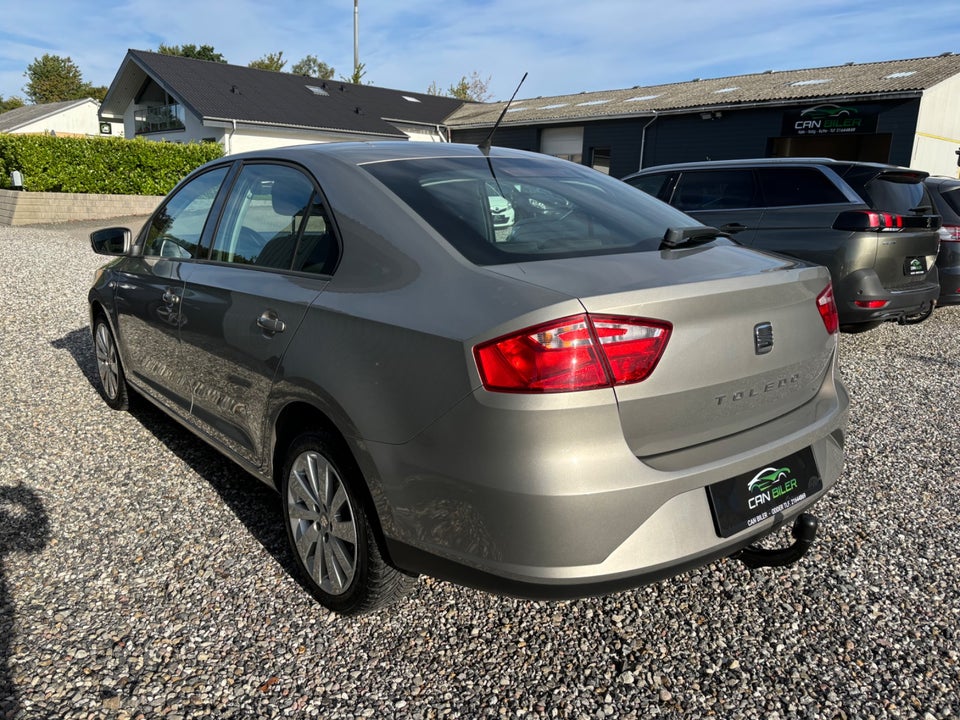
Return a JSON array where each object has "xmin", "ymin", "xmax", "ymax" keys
[{"xmin": 479, "ymin": 72, "xmax": 527, "ymax": 155}]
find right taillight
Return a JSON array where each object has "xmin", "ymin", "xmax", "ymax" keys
[
  {"xmin": 817, "ymin": 284, "xmax": 839, "ymax": 335},
  {"xmin": 474, "ymin": 314, "xmax": 671, "ymax": 393},
  {"xmin": 833, "ymin": 210, "xmax": 904, "ymax": 231}
]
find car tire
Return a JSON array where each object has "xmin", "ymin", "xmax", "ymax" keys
[
  {"xmin": 281, "ymin": 431, "xmax": 416, "ymax": 614},
  {"xmin": 93, "ymin": 316, "xmax": 129, "ymax": 411}
]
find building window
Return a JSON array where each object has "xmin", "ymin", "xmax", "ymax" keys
[
  {"xmin": 541, "ymin": 127, "xmax": 583, "ymax": 164},
  {"xmin": 135, "ymin": 103, "xmax": 186, "ymax": 135},
  {"xmin": 591, "ymin": 148, "xmax": 611, "ymax": 175}
]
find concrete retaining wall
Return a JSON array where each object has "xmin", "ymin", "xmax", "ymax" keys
[{"xmin": 0, "ymin": 189, "xmax": 163, "ymax": 226}]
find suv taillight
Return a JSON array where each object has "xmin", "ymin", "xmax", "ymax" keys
[
  {"xmin": 942, "ymin": 225, "xmax": 960, "ymax": 242},
  {"xmin": 833, "ymin": 210, "xmax": 904, "ymax": 231},
  {"xmin": 475, "ymin": 314, "xmax": 671, "ymax": 393},
  {"xmin": 817, "ymin": 284, "xmax": 839, "ymax": 335}
]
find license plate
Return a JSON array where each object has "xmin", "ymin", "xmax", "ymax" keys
[
  {"xmin": 904, "ymin": 257, "xmax": 926, "ymax": 276},
  {"xmin": 705, "ymin": 448, "xmax": 822, "ymax": 538}
]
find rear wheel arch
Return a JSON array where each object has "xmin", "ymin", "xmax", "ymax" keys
[
  {"xmin": 272, "ymin": 403, "xmax": 416, "ymax": 613},
  {"xmin": 270, "ymin": 402, "xmax": 391, "ymax": 553}
]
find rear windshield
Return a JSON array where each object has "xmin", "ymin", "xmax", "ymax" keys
[
  {"xmin": 361, "ymin": 155, "xmax": 698, "ymax": 265},
  {"xmin": 935, "ymin": 184, "xmax": 960, "ymax": 216},
  {"xmin": 842, "ymin": 168, "xmax": 932, "ymax": 215}
]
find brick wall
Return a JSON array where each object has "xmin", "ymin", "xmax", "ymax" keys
[{"xmin": 0, "ymin": 189, "xmax": 163, "ymax": 226}]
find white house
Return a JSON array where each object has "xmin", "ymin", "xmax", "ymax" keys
[
  {"xmin": 0, "ymin": 98, "xmax": 121, "ymax": 137},
  {"xmin": 98, "ymin": 50, "xmax": 465, "ymax": 153}
]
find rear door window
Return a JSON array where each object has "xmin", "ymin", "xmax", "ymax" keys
[
  {"xmin": 209, "ymin": 164, "xmax": 339, "ymax": 274},
  {"xmin": 672, "ymin": 170, "xmax": 759, "ymax": 211},
  {"xmin": 757, "ymin": 168, "xmax": 848, "ymax": 207}
]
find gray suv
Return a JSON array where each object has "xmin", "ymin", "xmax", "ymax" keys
[
  {"xmin": 624, "ymin": 158, "xmax": 941, "ymax": 330},
  {"xmin": 924, "ymin": 176, "xmax": 960, "ymax": 305}
]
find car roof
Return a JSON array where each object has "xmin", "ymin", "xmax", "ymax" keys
[
  {"xmin": 223, "ymin": 141, "xmax": 540, "ymax": 167},
  {"xmin": 925, "ymin": 175, "xmax": 960, "ymax": 188},
  {"xmin": 630, "ymin": 157, "xmax": 918, "ymax": 175}
]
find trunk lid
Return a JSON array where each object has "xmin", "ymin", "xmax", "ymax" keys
[
  {"xmin": 489, "ymin": 244, "xmax": 837, "ymax": 456},
  {"xmin": 842, "ymin": 167, "xmax": 941, "ymax": 288}
]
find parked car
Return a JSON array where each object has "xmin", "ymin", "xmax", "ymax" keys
[
  {"xmin": 89, "ymin": 142, "xmax": 848, "ymax": 614},
  {"xmin": 923, "ymin": 176, "xmax": 960, "ymax": 305},
  {"xmin": 623, "ymin": 158, "xmax": 941, "ymax": 330}
]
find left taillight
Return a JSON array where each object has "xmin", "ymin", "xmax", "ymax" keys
[
  {"xmin": 474, "ymin": 314, "xmax": 672, "ymax": 393},
  {"xmin": 816, "ymin": 284, "xmax": 839, "ymax": 335}
]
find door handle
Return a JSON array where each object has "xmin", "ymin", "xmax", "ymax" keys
[
  {"xmin": 257, "ymin": 311, "xmax": 287, "ymax": 335},
  {"xmin": 720, "ymin": 223, "xmax": 748, "ymax": 233}
]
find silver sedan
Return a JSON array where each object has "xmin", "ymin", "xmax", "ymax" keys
[{"xmin": 88, "ymin": 142, "xmax": 848, "ymax": 614}]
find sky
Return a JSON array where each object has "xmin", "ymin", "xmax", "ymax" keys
[{"xmin": 2, "ymin": 0, "xmax": 960, "ymax": 104}]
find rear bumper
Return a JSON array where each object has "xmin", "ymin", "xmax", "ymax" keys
[
  {"xmin": 359, "ymin": 359, "xmax": 849, "ymax": 598},
  {"xmin": 835, "ymin": 267, "xmax": 940, "ymax": 324},
  {"xmin": 936, "ymin": 264, "xmax": 960, "ymax": 305}
]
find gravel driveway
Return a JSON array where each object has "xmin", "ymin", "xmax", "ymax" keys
[{"xmin": 1, "ymin": 220, "xmax": 958, "ymax": 720}]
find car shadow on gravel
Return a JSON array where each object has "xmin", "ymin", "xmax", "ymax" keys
[
  {"xmin": 0, "ymin": 484, "xmax": 50, "ymax": 719},
  {"xmin": 51, "ymin": 328, "xmax": 301, "ymax": 582}
]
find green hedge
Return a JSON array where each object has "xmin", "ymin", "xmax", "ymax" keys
[{"xmin": 0, "ymin": 134, "xmax": 224, "ymax": 195}]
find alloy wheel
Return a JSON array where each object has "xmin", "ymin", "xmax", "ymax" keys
[
  {"xmin": 95, "ymin": 322, "xmax": 120, "ymax": 400},
  {"xmin": 286, "ymin": 450, "xmax": 359, "ymax": 596}
]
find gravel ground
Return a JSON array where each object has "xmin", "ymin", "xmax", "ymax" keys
[{"xmin": 1, "ymin": 219, "xmax": 958, "ymax": 720}]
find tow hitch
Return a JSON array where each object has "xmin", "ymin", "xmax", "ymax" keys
[
  {"xmin": 735, "ymin": 513, "xmax": 819, "ymax": 569},
  {"xmin": 899, "ymin": 300, "xmax": 935, "ymax": 325}
]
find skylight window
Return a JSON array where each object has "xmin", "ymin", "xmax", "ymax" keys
[
  {"xmin": 576, "ymin": 99, "xmax": 611, "ymax": 106},
  {"xmin": 306, "ymin": 85, "xmax": 329, "ymax": 96},
  {"xmin": 402, "ymin": 96, "xmax": 422, "ymax": 103},
  {"xmin": 505, "ymin": 106, "xmax": 528, "ymax": 113},
  {"xmin": 713, "ymin": 87, "xmax": 739, "ymax": 94},
  {"xmin": 884, "ymin": 71, "xmax": 917, "ymax": 79},
  {"xmin": 790, "ymin": 78, "xmax": 832, "ymax": 87},
  {"xmin": 538, "ymin": 103, "xmax": 569, "ymax": 110},
  {"xmin": 625, "ymin": 94, "xmax": 661, "ymax": 102}
]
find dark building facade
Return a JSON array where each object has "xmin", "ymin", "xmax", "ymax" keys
[{"xmin": 446, "ymin": 56, "xmax": 960, "ymax": 179}]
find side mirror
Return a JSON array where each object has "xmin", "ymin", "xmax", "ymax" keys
[{"xmin": 90, "ymin": 227, "xmax": 132, "ymax": 256}]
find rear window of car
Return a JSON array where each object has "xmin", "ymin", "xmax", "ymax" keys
[
  {"xmin": 934, "ymin": 184, "xmax": 960, "ymax": 216},
  {"xmin": 841, "ymin": 167, "xmax": 931, "ymax": 214},
  {"xmin": 361, "ymin": 155, "xmax": 697, "ymax": 265},
  {"xmin": 862, "ymin": 177, "xmax": 930, "ymax": 215}
]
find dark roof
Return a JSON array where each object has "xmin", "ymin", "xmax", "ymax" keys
[
  {"xmin": 447, "ymin": 54, "xmax": 960, "ymax": 128},
  {"xmin": 100, "ymin": 50, "xmax": 464, "ymax": 138},
  {"xmin": 0, "ymin": 98, "xmax": 97, "ymax": 132}
]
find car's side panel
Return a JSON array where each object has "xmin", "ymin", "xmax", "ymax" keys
[
  {"xmin": 112, "ymin": 257, "xmax": 190, "ymax": 410},
  {"xmin": 177, "ymin": 263, "xmax": 327, "ymax": 465}
]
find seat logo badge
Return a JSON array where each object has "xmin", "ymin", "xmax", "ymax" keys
[{"xmin": 754, "ymin": 322, "xmax": 774, "ymax": 355}]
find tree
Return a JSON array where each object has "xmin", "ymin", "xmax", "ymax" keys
[
  {"xmin": 341, "ymin": 62, "xmax": 368, "ymax": 85},
  {"xmin": 86, "ymin": 86, "xmax": 108, "ymax": 102},
  {"xmin": 426, "ymin": 71, "xmax": 493, "ymax": 102},
  {"xmin": 292, "ymin": 55, "xmax": 335, "ymax": 80},
  {"xmin": 248, "ymin": 51, "xmax": 287, "ymax": 72},
  {"xmin": 24, "ymin": 54, "xmax": 100, "ymax": 104},
  {"xmin": 157, "ymin": 44, "xmax": 227, "ymax": 63},
  {"xmin": 0, "ymin": 95, "xmax": 25, "ymax": 113},
  {"xmin": 448, "ymin": 72, "xmax": 492, "ymax": 102}
]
